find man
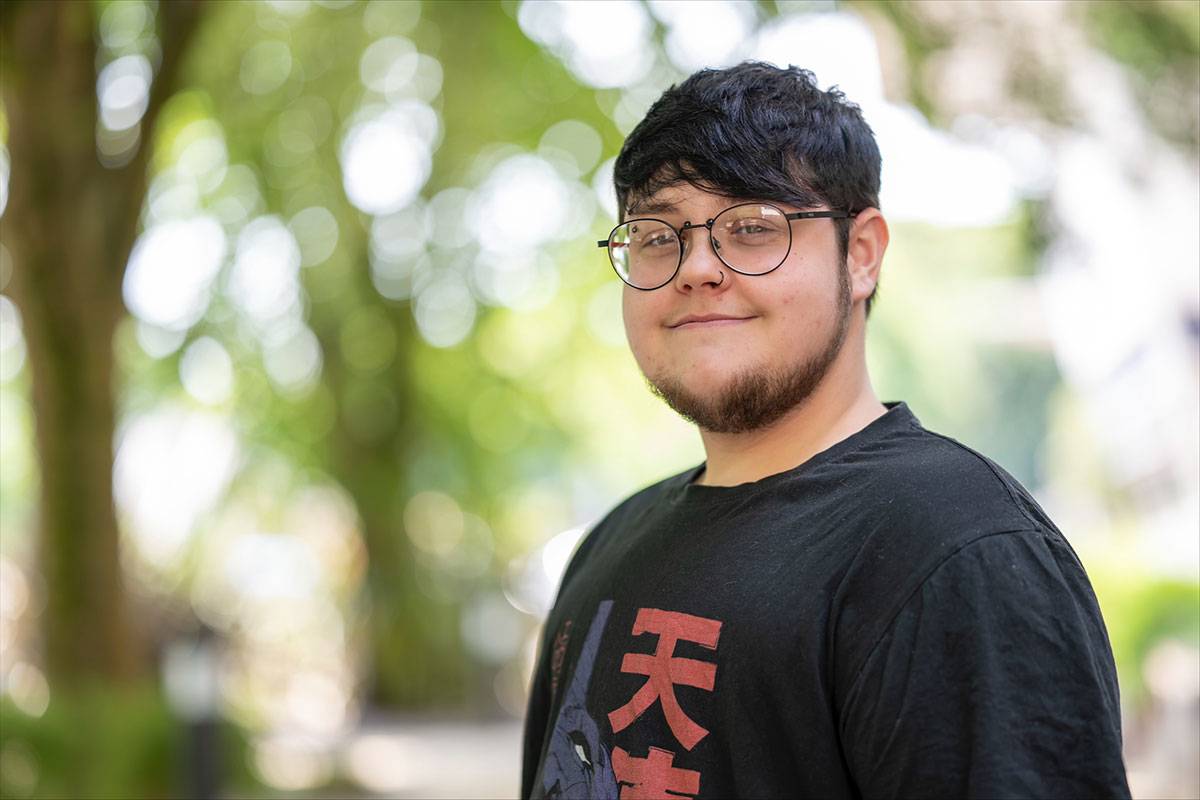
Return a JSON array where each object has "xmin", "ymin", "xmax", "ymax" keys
[{"xmin": 521, "ymin": 62, "xmax": 1130, "ymax": 799}]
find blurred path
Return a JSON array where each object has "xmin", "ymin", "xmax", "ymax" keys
[{"xmin": 338, "ymin": 715, "xmax": 524, "ymax": 799}]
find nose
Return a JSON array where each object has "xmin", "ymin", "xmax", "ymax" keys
[{"xmin": 673, "ymin": 229, "xmax": 727, "ymax": 292}]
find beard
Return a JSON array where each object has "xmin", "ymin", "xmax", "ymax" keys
[{"xmin": 644, "ymin": 266, "xmax": 852, "ymax": 435}]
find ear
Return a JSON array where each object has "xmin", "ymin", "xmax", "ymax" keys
[{"xmin": 846, "ymin": 208, "xmax": 888, "ymax": 306}]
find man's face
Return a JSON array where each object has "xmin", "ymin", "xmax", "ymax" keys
[{"xmin": 621, "ymin": 182, "xmax": 853, "ymax": 434}]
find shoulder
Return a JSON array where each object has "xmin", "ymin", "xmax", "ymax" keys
[
  {"xmin": 859, "ymin": 419, "xmax": 1053, "ymax": 539},
  {"xmin": 827, "ymin": 419, "xmax": 1089, "ymax": 677},
  {"xmin": 837, "ymin": 409, "xmax": 1070, "ymax": 577},
  {"xmin": 809, "ymin": 411, "xmax": 1071, "ymax": 604}
]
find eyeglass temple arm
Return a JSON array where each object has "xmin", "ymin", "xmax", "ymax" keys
[{"xmin": 783, "ymin": 210, "xmax": 853, "ymax": 220}]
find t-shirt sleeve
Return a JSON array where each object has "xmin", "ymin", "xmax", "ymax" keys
[
  {"xmin": 520, "ymin": 628, "xmax": 551, "ymax": 800},
  {"xmin": 520, "ymin": 521, "xmax": 609, "ymax": 799},
  {"xmin": 838, "ymin": 529, "xmax": 1131, "ymax": 799}
]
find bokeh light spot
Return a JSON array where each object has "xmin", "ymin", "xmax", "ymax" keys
[
  {"xmin": 115, "ymin": 406, "xmax": 241, "ymax": 570},
  {"xmin": 537, "ymin": 119, "xmax": 603, "ymax": 179},
  {"xmin": 228, "ymin": 216, "xmax": 302, "ymax": 329},
  {"xmin": 99, "ymin": 0, "xmax": 152, "ymax": 51},
  {"xmin": 289, "ymin": 206, "xmax": 340, "ymax": 267},
  {"xmin": 97, "ymin": 54, "xmax": 152, "ymax": 131},
  {"xmin": 363, "ymin": 0, "xmax": 421, "ymax": 38},
  {"xmin": 404, "ymin": 491, "xmax": 464, "ymax": 557},
  {"xmin": 0, "ymin": 295, "xmax": 26, "ymax": 382},
  {"xmin": 240, "ymin": 40, "xmax": 294, "ymax": 95},
  {"xmin": 650, "ymin": 0, "xmax": 756, "ymax": 72},
  {"xmin": 123, "ymin": 216, "xmax": 227, "ymax": 331},
  {"xmin": 359, "ymin": 36, "xmax": 419, "ymax": 94},
  {"xmin": 179, "ymin": 336, "xmax": 235, "ymax": 406},
  {"xmin": 460, "ymin": 592, "xmax": 523, "ymax": 665},
  {"xmin": 414, "ymin": 275, "xmax": 476, "ymax": 348},
  {"xmin": 518, "ymin": 0, "xmax": 653, "ymax": 88},
  {"xmin": 468, "ymin": 154, "xmax": 572, "ymax": 254},
  {"xmin": 340, "ymin": 105, "xmax": 436, "ymax": 215},
  {"xmin": 263, "ymin": 323, "xmax": 323, "ymax": 397}
]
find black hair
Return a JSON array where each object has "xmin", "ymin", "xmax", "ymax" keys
[{"xmin": 613, "ymin": 61, "xmax": 882, "ymax": 315}]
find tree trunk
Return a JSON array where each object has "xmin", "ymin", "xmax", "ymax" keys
[{"xmin": 1, "ymin": 0, "xmax": 204, "ymax": 686}]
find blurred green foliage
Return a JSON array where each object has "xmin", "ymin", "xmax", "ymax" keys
[
  {"xmin": 0, "ymin": 685, "xmax": 256, "ymax": 800},
  {"xmin": 1085, "ymin": 0, "xmax": 1200, "ymax": 148},
  {"xmin": 1092, "ymin": 569, "xmax": 1200, "ymax": 703}
]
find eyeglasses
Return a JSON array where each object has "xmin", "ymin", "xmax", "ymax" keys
[{"xmin": 597, "ymin": 202, "xmax": 852, "ymax": 290}]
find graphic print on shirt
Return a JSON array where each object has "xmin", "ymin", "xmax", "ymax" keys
[
  {"xmin": 606, "ymin": 607, "xmax": 722, "ymax": 799},
  {"xmin": 549, "ymin": 618, "xmax": 573, "ymax": 703},
  {"xmin": 540, "ymin": 599, "xmax": 619, "ymax": 799},
  {"xmin": 538, "ymin": 602, "xmax": 725, "ymax": 800}
]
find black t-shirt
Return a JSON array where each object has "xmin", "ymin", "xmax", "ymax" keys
[{"xmin": 521, "ymin": 402, "xmax": 1130, "ymax": 799}]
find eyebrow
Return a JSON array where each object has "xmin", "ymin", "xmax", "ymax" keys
[{"xmin": 626, "ymin": 198, "xmax": 678, "ymax": 216}]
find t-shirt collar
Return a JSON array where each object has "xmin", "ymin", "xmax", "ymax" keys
[{"xmin": 674, "ymin": 400, "xmax": 919, "ymax": 502}]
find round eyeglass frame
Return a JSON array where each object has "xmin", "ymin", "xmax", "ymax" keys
[{"xmin": 596, "ymin": 203, "xmax": 853, "ymax": 290}]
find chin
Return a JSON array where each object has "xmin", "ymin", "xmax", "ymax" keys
[{"xmin": 651, "ymin": 364, "xmax": 743, "ymax": 404}]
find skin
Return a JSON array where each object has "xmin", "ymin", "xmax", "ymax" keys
[{"xmin": 620, "ymin": 182, "xmax": 891, "ymax": 487}]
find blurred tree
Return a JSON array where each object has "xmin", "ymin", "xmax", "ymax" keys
[
  {"xmin": 1, "ymin": 0, "xmax": 607, "ymax": 714},
  {"xmin": 165, "ymin": 0, "xmax": 609, "ymax": 707},
  {"xmin": 0, "ymin": 0, "xmax": 205, "ymax": 686}
]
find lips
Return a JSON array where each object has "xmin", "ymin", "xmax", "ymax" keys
[{"xmin": 669, "ymin": 314, "xmax": 755, "ymax": 329}]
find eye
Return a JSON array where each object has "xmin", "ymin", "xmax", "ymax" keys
[
  {"xmin": 731, "ymin": 219, "xmax": 772, "ymax": 234},
  {"xmin": 567, "ymin": 730, "xmax": 593, "ymax": 771}
]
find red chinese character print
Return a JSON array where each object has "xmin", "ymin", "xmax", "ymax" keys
[
  {"xmin": 612, "ymin": 745, "xmax": 701, "ymax": 799},
  {"xmin": 607, "ymin": 608, "xmax": 722, "ymax": 750}
]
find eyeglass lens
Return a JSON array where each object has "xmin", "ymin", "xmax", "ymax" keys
[{"xmin": 607, "ymin": 204, "xmax": 792, "ymax": 289}]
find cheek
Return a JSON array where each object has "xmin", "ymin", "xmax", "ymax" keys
[
  {"xmin": 620, "ymin": 289, "xmax": 637, "ymax": 339},
  {"xmin": 621, "ymin": 291, "xmax": 655, "ymax": 352},
  {"xmin": 622, "ymin": 292, "xmax": 675, "ymax": 375},
  {"xmin": 763, "ymin": 260, "xmax": 840, "ymax": 335}
]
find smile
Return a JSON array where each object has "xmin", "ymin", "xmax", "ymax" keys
[{"xmin": 671, "ymin": 317, "xmax": 754, "ymax": 330}]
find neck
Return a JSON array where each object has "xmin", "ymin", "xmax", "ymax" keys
[{"xmin": 693, "ymin": 326, "xmax": 886, "ymax": 487}]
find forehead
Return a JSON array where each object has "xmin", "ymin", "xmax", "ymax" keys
[
  {"xmin": 626, "ymin": 185, "xmax": 739, "ymax": 216},
  {"xmin": 626, "ymin": 188, "xmax": 803, "ymax": 220}
]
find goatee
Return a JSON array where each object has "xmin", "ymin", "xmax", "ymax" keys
[{"xmin": 645, "ymin": 267, "xmax": 852, "ymax": 434}]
